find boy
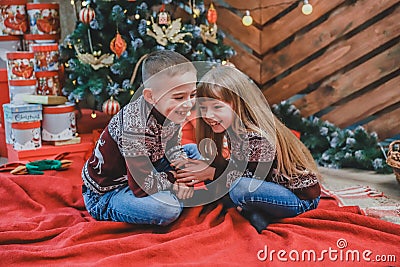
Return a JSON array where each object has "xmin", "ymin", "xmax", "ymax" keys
[{"xmin": 82, "ymin": 50, "xmax": 199, "ymax": 226}]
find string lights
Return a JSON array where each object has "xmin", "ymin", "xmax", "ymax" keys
[
  {"xmin": 301, "ymin": 0, "xmax": 313, "ymax": 15},
  {"xmin": 214, "ymin": 0, "xmax": 313, "ymax": 27},
  {"xmin": 242, "ymin": 10, "xmax": 253, "ymax": 26},
  {"xmin": 91, "ymin": 110, "xmax": 97, "ymax": 119}
]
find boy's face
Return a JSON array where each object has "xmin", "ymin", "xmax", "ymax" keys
[{"xmin": 145, "ymin": 71, "xmax": 197, "ymax": 124}]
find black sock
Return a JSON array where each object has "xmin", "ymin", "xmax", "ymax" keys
[{"xmin": 240, "ymin": 207, "xmax": 270, "ymax": 234}]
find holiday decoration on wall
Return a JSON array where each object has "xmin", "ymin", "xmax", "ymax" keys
[{"xmin": 60, "ymin": 0, "xmax": 235, "ymax": 111}]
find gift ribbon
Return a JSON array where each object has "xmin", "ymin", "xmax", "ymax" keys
[{"xmin": 25, "ymin": 160, "xmax": 62, "ymax": 175}]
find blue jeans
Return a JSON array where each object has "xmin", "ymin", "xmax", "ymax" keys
[
  {"xmin": 82, "ymin": 143, "xmax": 201, "ymax": 226},
  {"xmin": 229, "ymin": 177, "xmax": 320, "ymax": 219}
]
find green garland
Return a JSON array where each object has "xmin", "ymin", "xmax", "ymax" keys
[{"xmin": 272, "ymin": 101, "xmax": 392, "ymax": 174}]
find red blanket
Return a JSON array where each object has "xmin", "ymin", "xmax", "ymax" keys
[{"xmin": 0, "ymin": 155, "xmax": 399, "ymax": 266}]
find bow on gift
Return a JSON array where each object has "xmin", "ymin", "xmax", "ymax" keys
[{"xmin": 0, "ymin": 153, "xmax": 73, "ymax": 175}]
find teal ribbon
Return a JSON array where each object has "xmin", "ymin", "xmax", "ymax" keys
[{"xmin": 25, "ymin": 160, "xmax": 62, "ymax": 175}]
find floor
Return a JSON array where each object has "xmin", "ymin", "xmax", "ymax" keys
[{"xmin": 319, "ymin": 166, "xmax": 400, "ymax": 201}]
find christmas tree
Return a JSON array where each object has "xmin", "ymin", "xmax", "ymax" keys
[{"xmin": 60, "ymin": 0, "xmax": 235, "ymax": 113}]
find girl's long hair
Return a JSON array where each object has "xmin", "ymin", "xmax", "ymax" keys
[{"xmin": 196, "ymin": 66, "xmax": 320, "ymax": 179}]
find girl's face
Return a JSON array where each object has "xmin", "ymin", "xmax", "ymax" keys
[{"xmin": 199, "ymin": 98, "xmax": 234, "ymax": 133}]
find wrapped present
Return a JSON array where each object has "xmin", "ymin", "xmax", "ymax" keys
[
  {"xmin": 42, "ymin": 103, "xmax": 76, "ymax": 141},
  {"xmin": 35, "ymin": 70, "xmax": 59, "ymax": 95},
  {"xmin": 11, "ymin": 120, "xmax": 41, "ymax": 150},
  {"xmin": 31, "ymin": 43, "xmax": 59, "ymax": 72},
  {"xmin": 0, "ymin": 0, "xmax": 28, "ymax": 35},
  {"xmin": 6, "ymin": 51, "xmax": 35, "ymax": 80},
  {"xmin": 23, "ymin": 33, "xmax": 59, "ymax": 51},
  {"xmin": 3, "ymin": 103, "xmax": 42, "ymax": 144},
  {"xmin": 26, "ymin": 3, "xmax": 60, "ymax": 35},
  {"xmin": 8, "ymin": 79, "xmax": 36, "ymax": 104},
  {"xmin": 0, "ymin": 35, "xmax": 21, "ymax": 68}
]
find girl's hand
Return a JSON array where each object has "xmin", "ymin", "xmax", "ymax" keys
[
  {"xmin": 173, "ymin": 182, "xmax": 194, "ymax": 199},
  {"xmin": 175, "ymin": 159, "xmax": 216, "ymax": 186}
]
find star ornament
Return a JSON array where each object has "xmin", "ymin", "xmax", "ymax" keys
[{"xmin": 146, "ymin": 17, "xmax": 192, "ymax": 46}]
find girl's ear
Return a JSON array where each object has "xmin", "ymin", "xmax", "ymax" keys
[{"xmin": 142, "ymin": 88, "xmax": 155, "ymax": 104}]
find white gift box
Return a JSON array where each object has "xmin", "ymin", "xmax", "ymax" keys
[
  {"xmin": 11, "ymin": 120, "xmax": 41, "ymax": 150},
  {"xmin": 42, "ymin": 103, "xmax": 76, "ymax": 141},
  {"xmin": 3, "ymin": 103, "xmax": 42, "ymax": 144}
]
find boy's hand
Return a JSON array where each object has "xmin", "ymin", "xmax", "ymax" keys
[
  {"xmin": 170, "ymin": 157, "xmax": 189, "ymax": 170},
  {"xmin": 175, "ymin": 159, "xmax": 216, "ymax": 186},
  {"xmin": 173, "ymin": 182, "xmax": 194, "ymax": 199}
]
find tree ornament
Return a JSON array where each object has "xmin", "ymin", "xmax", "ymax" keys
[
  {"xmin": 79, "ymin": 6, "xmax": 95, "ymax": 24},
  {"xmin": 110, "ymin": 32, "xmax": 127, "ymax": 58},
  {"xmin": 147, "ymin": 17, "xmax": 191, "ymax": 46},
  {"xmin": 200, "ymin": 24, "xmax": 218, "ymax": 44},
  {"xmin": 102, "ymin": 97, "xmax": 121, "ymax": 115},
  {"xmin": 158, "ymin": 4, "xmax": 170, "ymax": 25},
  {"xmin": 207, "ymin": 3, "xmax": 217, "ymax": 24},
  {"xmin": 75, "ymin": 46, "xmax": 114, "ymax": 70}
]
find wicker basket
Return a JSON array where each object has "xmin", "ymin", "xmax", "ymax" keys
[{"xmin": 386, "ymin": 140, "xmax": 400, "ymax": 183}]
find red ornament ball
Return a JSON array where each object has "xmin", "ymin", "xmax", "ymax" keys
[
  {"xmin": 102, "ymin": 97, "xmax": 121, "ymax": 116},
  {"xmin": 79, "ymin": 6, "xmax": 95, "ymax": 24},
  {"xmin": 207, "ymin": 3, "xmax": 217, "ymax": 24}
]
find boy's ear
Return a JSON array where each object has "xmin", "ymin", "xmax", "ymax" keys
[{"xmin": 142, "ymin": 88, "xmax": 155, "ymax": 104}]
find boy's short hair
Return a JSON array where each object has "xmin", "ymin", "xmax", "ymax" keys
[{"xmin": 142, "ymin": 50, "xmax": 195, "ymax": 87}]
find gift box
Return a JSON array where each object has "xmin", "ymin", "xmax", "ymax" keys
[
  {"xmin": 6, "ymin": 51, "xmax": 35, "ymax": 80},
  {"xmin": 3, "ymin": 103, "xmax": 42, "ymax": 144},
  {"xmin": 26, "ymin": 3, "xmax": 60, "ymax": 35},
  {"xmin": 11, "ymin": 120, "xmax": 41, "ymax": 150},
  {"xmin": 31, "ymin": 44, "xmax": 59, "ymax": 72},
  {"xmin": 23, "ymin": 33, "xmax": 59, "ymax": 51},
  {"xmin": 8, "ymin": 79, "xmax": 36, "ymax": 104},
  {"xmin": 0, "ymin": 0, "xmax": 28, "ymax": 36},
  {"xmin": 0, "ymin": 35, "xmax": 21, "ymax": 68},
  {"xmin": 42, "ymin": 103, "xmax": 76, "ymax": 141},
  {"xmin": 35, "ymin": 70, "xmax": 59, "ymax": 95},
  {"xmin": 7, "ymin": 133, "xmax": 94, "ymax": 162}
]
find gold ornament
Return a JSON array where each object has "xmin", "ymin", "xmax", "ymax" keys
[
  {"xmin": 146, "ymin": 17, "xmax": 192, "ymax": 46},
  {"xmin": 200, "ymin": 24, "xmax": 218, "ymax": 44},
  {"xmin": 75, "ymin": 46, "xmax": 114, "ymax": 70}
]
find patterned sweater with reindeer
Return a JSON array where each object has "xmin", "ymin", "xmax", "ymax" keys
[{"xmin": 82, "ymin": 96, "xmax": 187, "ymax": 197}]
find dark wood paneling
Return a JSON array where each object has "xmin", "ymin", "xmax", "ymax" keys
[
  {"xmin": 322, "ymin": 74, "xmax": 400, "ymax": 127},
  {"xmin": 215, "ymin": 0, "xmax": 400, "ymax": 140},
  {"xmin": 364, "ymin": 108, "xmax": 400, "ymax": 140},
  {"xmin": 295, "ymin": 43, "xmax": 400, "ymax": 116},
  {"xmin": 261, "ymin": 0, "xmax": 398, "ymax": 84},
  {"xmin": 263, "ymin": 7, "xmax": 399, "ymax": 104},
  {"xmin": 260, "ymin": 0, "xmax": 346, "ymax": 54}
]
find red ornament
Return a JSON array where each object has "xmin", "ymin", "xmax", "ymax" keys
[
  {"xmin": 102, "ymin": 97, "xmax": 121, "ymax": 116},
  {"xmin": 207, "ymin": 3, "xmax": 217, "ymax": 24},
  {"xmin": 79, "ymin": 6, "xmax": 95, "ymax": 24},
  {"xmin": 110, "ymin": 32, "xmax": 127, "ymax": 58}
]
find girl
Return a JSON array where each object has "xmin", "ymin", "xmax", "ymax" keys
[{"xmin": 175, "ymin": 66, "xmax": 321, "ymax": 233}]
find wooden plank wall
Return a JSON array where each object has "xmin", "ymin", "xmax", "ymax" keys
[{"xmin": 207, "ymin": 0, "xmax": 400, "ymax": 140}]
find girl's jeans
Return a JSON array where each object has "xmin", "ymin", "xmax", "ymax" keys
[
  {"xmin": 229, "ymin": 177, "xmax": 320, "ymax": 219},
  {"xmin": 82, "ymin": 144, "xmax": 200, "ymax": 226}
]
